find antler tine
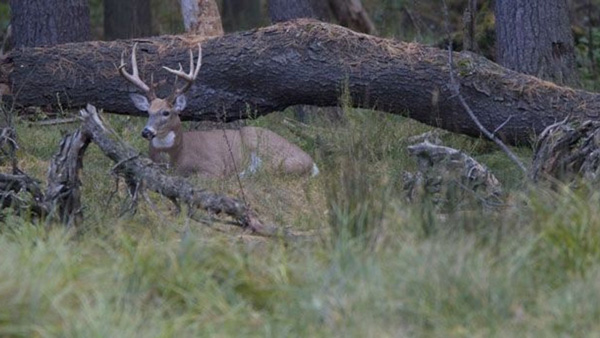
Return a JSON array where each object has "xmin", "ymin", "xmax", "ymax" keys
[
  {"xmin": 118, "ymin": 42, "xmax": 155, "ymax": 98},
  {"xmin": 163, "ymin": 43, "xmax": 202, "ymax": 98}
]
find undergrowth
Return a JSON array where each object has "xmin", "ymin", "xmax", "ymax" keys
[{"xmin": 0, "ymin": 102, "xmax": 598, "ymax": 337}]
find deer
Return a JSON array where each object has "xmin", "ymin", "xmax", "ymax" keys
[{"xmin": 119, "ymin": 43, "xmax": 319, "ymax": 179}]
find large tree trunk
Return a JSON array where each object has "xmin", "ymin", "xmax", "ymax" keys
[
  {"xmin": 9, "ymin": 0, "xmax": 90, "ymax": 47},
  {"xmin": 179, "ymin": 0, "xmax": 224, "ymax": 37},
  {"xmin": 2, "ymin": 20, "xmax": 599, "ymax": 145},
  {"xmin": 496, "ymin": 0, "xmax": 578, "ymax": 86},
  {"xmin": 104, "ymin": 0, "xmax": 152, "ymax": 40}
]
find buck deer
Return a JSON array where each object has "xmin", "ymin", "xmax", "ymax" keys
[{"xmin": 119, "ymin": 43, "xmax": 319, "ymax": 178}]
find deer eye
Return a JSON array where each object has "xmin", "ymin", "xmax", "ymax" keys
[{"xmin": 162, "ymin": 111, "xmax": 170, "ymax": 117}]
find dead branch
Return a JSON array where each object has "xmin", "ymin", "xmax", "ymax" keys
[
  {"xmin": 32, "ymin": 117, "xmax": 79, "ymax": 126},
  {"xmin": 78, "ymin": 105, "xmax": 278, "ymax": 236},
  {"xmin": 441, "ymin": 0, "xmax": 527, "ymax": 173},
  {"xmin": 0, "ymin": 172, "xmax": 47, "ymax": 218},
  {"xmin": 0, "ymin": 104, "xmax": 278, "ymax": 236},
  {"xmin": 404, "ymin": 141, "xmax": 503, "ymax": 210},
  {"xmin": 44, "ymin": 127, "xmax": 91, "ymax": 228}
]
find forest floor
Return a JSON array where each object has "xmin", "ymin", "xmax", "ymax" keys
[{"xmin": 1, "ymin": 100, "xmax": 599, "ymax": 337}]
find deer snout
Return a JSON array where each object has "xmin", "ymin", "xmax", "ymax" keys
[{"xmin": 141, "ymin": 127, "xmax": 156, "ymax": 140}]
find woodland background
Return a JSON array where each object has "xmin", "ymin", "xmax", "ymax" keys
[{"xmin": 1, "ymin": 1, "xmax": 600, "ymax": 337}]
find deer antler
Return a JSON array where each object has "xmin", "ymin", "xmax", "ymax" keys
[
  {"xmin": 163, "ymin": 43, "xmax": 202, "ymax": 100},
  {"xmin": 119, "ymin": 43, "xmax": 156, "ymax": 100}
]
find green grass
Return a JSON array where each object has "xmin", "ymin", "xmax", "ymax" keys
[{"xmin": 2, "ymin": 103, "xmax": 600, "ymax": 337}]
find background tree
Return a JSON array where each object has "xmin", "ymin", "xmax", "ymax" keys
[
  {"xmin": 269, "ymin": 0, "xmax": 334, "ymax": 23},
  {"xmin": 9, "ymin": 0, "xmax": 90, "ymax": 47},
  {"xmin": 269, "ymin": 0, "xmax": 375, "ymax": 35},
  {"xmin": 104, "ymin": 0, "xmax": 152, "ymax": 39},
  {"xmin": 328, "ymin": 0, "xmax": 377, "ymax": 35},
  {"xmin": 495, "ymin": 0, "xmax": 578, "ymax": 86},
  {"xmin": 221, "ymin": 0, "xmax": 262, "ymax": 32},
  {"xmin": 179, "ymin": 0, "xmax": 223, "ymax": 37},
  {"xmin": 269, "ymin": 0, "xmax": 315, "ymax": 22}
]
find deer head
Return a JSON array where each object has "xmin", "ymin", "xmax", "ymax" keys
[{"xmin": 119, "ymin": 43, "xmax": 202, "ymax": 140}]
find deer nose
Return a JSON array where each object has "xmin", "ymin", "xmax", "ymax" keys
[{"xmin": 141, "ymin": 127, "xmax": 156, "ymax": 140}]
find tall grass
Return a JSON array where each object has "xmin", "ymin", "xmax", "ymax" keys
[{"xmin": 0, "ymin": 102, "xmax": 599, "ymax": 337}]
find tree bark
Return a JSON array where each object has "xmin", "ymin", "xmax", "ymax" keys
[
  {"xmin": 104, "ymin": 0, "xmax": 152, "ymax": 40},
  {"xmin": 179, "ymin": 0, "xmax": 224, "ymax": 37},
  {"xmin": 495, "ymin": 0, "xmax": 578, "ymax": 86},
  {"xmin": 268, "ymin": 0, "xmax": 340, "ymax": 123},
  {"xmin": 3, "ymin": 19, "xmax": 600, "ymax": 145},
  {"xmin": 9, "ymin": 0, "xmax": 90, "ymax": 47},
  {"xmin": 269, "ymin": 0, "xmax": 317, "ymax": 23},
  {"xmin": 462, "ymin": 0, "xmax": 478, "ymax": 52}
]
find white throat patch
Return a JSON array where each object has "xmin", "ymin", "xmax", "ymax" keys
[{"xmin": 152, "ymin": 131, "xmax": 175, "ymax": 149}]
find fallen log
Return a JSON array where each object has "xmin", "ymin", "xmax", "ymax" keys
[{"xmin": 3, "ymin": 19, "xmax": 600, "ymax": 144}]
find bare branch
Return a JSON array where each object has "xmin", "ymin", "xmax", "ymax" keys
[{"xmin": 441, "ymin": 0, "xmax": 527, "ymax": 173}]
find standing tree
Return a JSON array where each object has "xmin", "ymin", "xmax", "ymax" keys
[
  {"xmin": 9, "ymin": 0, "xmax": 90, "ymax": 47},
  {"xmin": 104, "ymin": 0, "xmax": 152, "ymax": 40},
  {"xmin": 495, "ymin": 0, "xmax": 578, "ymax": 86},
  {"xmin": 179, "ymin": 0, "xmax": 223, "ymax": 37}
]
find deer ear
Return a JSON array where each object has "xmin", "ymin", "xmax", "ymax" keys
[
  {"xmin": 174, "ymin": 94, "xmax": 187, "ymax": 112},
  {"xmin": 129, "ymin": 93, "xmax": 150, "ymax": 111}
]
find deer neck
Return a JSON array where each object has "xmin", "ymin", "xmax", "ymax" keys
[{"xmin": 150, "ymin": 122, "xmax": 184, "ymax": 165}]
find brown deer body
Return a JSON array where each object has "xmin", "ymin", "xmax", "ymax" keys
[{"xmin": 120, "ymin": 44, "xmax": 318, "ymax": 178}]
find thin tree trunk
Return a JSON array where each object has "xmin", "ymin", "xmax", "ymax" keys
[
  {"xmin": 462, "ymin": 0, "xmax": 478, "ymax": 52},
  {"xmin": 9, "ymin": 0, "xmax": 90, "ymax": 47},
  {"xmin": 3, "ymin": 20, "xmax": 599, "ymax": 145},
  {"xmin": 104, "ymin": 0, "xmax": 152, "ymax": 40},
  {"xmin": 496, "ymin": 0, "xmax": 578, "ymax": 86},
  {"xmin": 179, "ymin": 0, "xmax": 224, "ymax": 37}
]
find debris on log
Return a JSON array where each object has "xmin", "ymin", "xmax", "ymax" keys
[
  {"xmin": 403, "ymin": 141, "xmax": 503, "ymax": 210},
  {"xmin": 530, "ymin": 119, "xmax": 600, "ymax": 185}
]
